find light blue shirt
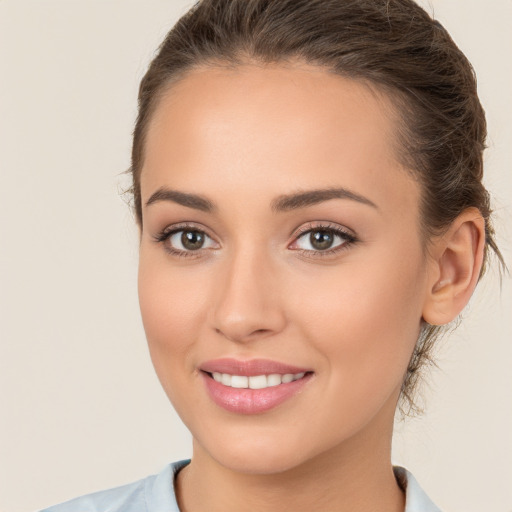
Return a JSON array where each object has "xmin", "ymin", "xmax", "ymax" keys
[{"xmin": 40, "ymin": 460, "xmax": 441, "ymax": 512}]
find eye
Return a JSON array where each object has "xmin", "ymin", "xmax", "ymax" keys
[
  {"xmin": 289, "ymin": 224, "xmax": 356, "ymax": 255},
  {"xmin": 168, "ymin": 230, "xmax": 215, "ymax": 251},
  {"xmin": 154, "ymin": 224, "xmax": 219, "ymax": 256}
]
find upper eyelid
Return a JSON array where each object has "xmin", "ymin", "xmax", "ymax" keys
[
  {"xmin": 158, "ymin": 222, "xmax": 216, "ymax": 238},
  {"xmin": 291, "ymin": 221, "xmax": 355, "ymax": 239}
]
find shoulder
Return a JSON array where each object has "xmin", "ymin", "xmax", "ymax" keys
[
  {"xmin": 394, "ymin": 466, "xmax": 442, "ymax": 512},
  {"xmin": 39, "ymin": 460, "xmax": 190, "ymax": 512}
]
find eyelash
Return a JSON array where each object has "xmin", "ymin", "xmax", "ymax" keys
[
  {"xmin": 153, "ymin": 222, "xmax": 358, "ymax": 259},
  {"xmin": 292, "ymin": 223, "xmax": 357, "ymax": 259},
  {"xmin": 153, "ymin": 222, "xmax": 211, "ymax": 259}
]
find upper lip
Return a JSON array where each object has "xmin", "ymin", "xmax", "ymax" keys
[{"xmin": 200, "ymin": 358, "xmax": 311, "ymax": 376}]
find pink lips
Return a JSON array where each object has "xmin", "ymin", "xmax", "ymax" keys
[{"xmin": 200, "ymin": 358, "xmax": 313, "ymax": 415}]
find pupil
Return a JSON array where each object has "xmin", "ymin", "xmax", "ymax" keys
[
  {"xmin": 310, "ymin": 230, "xmax": 333, "ymax": 250},
  {"xmin": 181, "ymin": 231, "xmax": 204, "ymax": 250}
]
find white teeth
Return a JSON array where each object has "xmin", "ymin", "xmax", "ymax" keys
[
  {"xmin": 210, "ymin": 372, "xmax": 307, "ymax": 389},
  {"xmin": 230, "ymin": 375, "xmax": 249, "ymax": 388},
  {"xmin": 267, "ymin": 374, "xmax": 282, "ymax": 387},
  {"xmin": 249, "ymin": 375, "xmax": 268, "ymax": 389}
]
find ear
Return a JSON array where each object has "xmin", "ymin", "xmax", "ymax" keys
[{"xmin": 422, "ymin": 208, "xmax": 486, "ymax": 326}]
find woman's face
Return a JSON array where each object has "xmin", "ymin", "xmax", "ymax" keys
[{"xmin": 138, "ymin": 62, "xmax": 431, "ymax": 473}]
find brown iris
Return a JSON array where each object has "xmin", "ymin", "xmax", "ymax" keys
[
  {"xmin": 181, "ymin": 231, "xmax": 205, "ymax": 250},
  {"xmin": 309, "ymin": 230, "xmax": 334, "ymax": 250}
]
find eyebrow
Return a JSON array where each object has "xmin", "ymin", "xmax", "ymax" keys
[
  {"xmin": 270, "ymin": 187, "xmax": 378, "ymax": 212},
  {"xmin": 145, "ymin": 187, "xmax": 215, "ymax": 212},
  {"xmin": 145, "ymin": 186, "xmax": 377, "ymax": 213}
]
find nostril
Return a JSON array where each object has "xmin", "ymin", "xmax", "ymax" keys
[{"xmin": 214, "ymin": 326, "xmax": 273, "ymax": 343}]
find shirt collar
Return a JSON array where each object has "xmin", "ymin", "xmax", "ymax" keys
[{"xmin": 394, "ymin": 466, "xmax": 442, "ymax": 512}]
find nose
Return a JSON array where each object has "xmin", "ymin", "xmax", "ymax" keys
[{"xmin": 211, "ymin": 247, "xmax": 287, "ymax": 343}]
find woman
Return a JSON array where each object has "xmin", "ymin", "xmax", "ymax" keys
[{"xmin": 39, "ymin": 0, "xmax": 505, "ymax": 511}]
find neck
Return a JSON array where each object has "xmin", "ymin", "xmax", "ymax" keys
[{"xmin": 176, "ymin": 413, "xmax": 405, "ymax": 512}]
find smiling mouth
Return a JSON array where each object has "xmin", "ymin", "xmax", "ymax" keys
[
  {"xmin": 201, "ymin": 366, "xmax": 314, "ymax": 414},
  {"xmin": 204, "ymin": 371, "xmax": 309, "ymax": 389}
]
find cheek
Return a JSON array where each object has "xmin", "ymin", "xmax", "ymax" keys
[
  {"xmin": 137, "ymin": 251, "xmax": 208, "ymax": 376},
  {"xmin": 295, "ymin": 252, "xmax": 425, "ymax": 399}
]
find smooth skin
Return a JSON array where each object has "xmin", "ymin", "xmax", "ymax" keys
[{"xmin": 137, "ymin": 62, "xmax": 485, "ymax": 512}]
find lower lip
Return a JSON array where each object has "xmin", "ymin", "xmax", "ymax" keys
[{"xmin": 201, "ymin": 372, "xmax": 313, "ymax": 414}]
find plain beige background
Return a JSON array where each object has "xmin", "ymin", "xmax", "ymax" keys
[{"xmin": 0, "ymin": 1, "xmax": 510, "ymax": 511}]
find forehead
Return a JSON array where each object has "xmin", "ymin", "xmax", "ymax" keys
[{"xmin": 141, "ymin": 62, "xmax": 418, "ymax": 220}]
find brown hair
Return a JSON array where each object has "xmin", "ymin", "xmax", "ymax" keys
[{"xmin": 129, "ymin": 0, "xmax": 504, "ymax": 414}]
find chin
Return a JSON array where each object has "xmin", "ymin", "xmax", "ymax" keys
[{"xmin": 191, "ymin": 420, "xmax": 331, "ymax": 476}]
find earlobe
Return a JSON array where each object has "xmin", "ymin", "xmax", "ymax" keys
[{"xmin": 422, "ymin": 208, "xmax": 486, "ymax": 326}]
